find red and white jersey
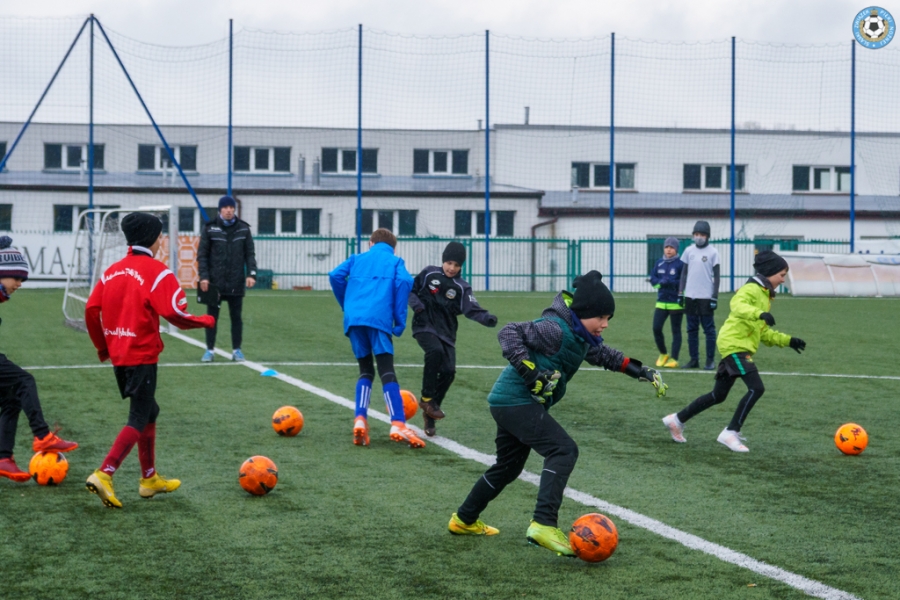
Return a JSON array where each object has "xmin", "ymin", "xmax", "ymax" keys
[{"xmin": 85, "ymin": 247, "xmax": 214, "ymax": 366}]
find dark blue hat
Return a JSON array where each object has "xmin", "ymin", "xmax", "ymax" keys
[{"xmin": 218, "ymin": 195, "xmax": 236, "ymax": 210}]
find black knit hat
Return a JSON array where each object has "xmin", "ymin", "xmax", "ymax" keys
[
  {"xmin": 442, "ymin": 241, "xmax": 467, "ymax": 266},
  {"xmin": 692, "ymin": 220, "xmax": 711, "ymax": 236},
  {"xmin": 753, "ymin": 250, "xmax": 789, "ymax": 277},
  {"xmin": 121, "ymin": 212, "xmax": 163, "ymax": 248},
  {"xmin": 570, "ymin": 270, "xmax": 615, "ymax": 319},
  {"xmin": 0, "ymin": 236, "xmax": 29, "ymax": 281}
]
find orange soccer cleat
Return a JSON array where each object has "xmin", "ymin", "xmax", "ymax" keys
[
  {"xmin": 353, "ymin": 417, "xmax": 370, "ymax": 447},
  {"xmin": 390, "ymin": 422, "xmax": 426, "ymax": 448},
  {"xmin": 0, "ymin": 456, "xmax": 33, "ymax": 482},
  {"xmin": 33, "ymin": 431, "xmax": 78, "ymax": 453}
]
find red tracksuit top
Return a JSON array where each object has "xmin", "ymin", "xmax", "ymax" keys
[{"xmin": 85, "ymin": 247, "xmax": 214, "ymax": 366}]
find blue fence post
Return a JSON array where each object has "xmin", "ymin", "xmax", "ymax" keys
[
  {"xmin": 485, "ymin": 29, "xmax": 491, "ymax": 291},
  {"xmin": 850, "ymin": 40, "xmax": 856, "ymax": 253},
  {"xmin": 356, "ymin": 24, "xmax": 363, "ymax": 254},
  {"xmin": 0, "ymin": 17, "xmax": 89, "ymax": 173},
  {"xmin": 88, "ymin": 15, "xmax": 94, "ymax": 212},
  {"xmin": 228, "ymin": 18, "xmax": 233, "ymax": 197},
  {"xmin": 730, "ymin": 36, "xmax": 736, "ymax": 290},
  {"xmin": 609, "ymin": 32, "xmax": 615, "ymax": 290},
  {"xmin": 94, "ymin": 18, "xmax": 207, "ymax": 219}
]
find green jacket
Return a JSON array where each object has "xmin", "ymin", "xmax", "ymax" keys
[{"xmin": 717, "ymin": 277, "xmax": 791, "ymax": 356}]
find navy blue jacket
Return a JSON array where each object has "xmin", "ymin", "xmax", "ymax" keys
[
  {"xmin": 649, "ymin": 256, "xmax": 683, "ymax": 304},
  {"xmin": 329, "ymin": 243, "xmax": 414, "ymax": 337}
]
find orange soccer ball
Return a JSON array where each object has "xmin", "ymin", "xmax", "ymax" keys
[
  {"xmin": 569, "ymin": 513, "xmax": 619, "ymax": 563},
  {"xmin": 272, "ymin": 406, "xmax": 304, "ymax": 437},
  {"xmin": 835, "ymin": 423, "xmax": 868, "ymax": 455},
  {"xmin": 29, "ymin": 451, "xmax": 69, "ymax": 486},
  {"xmin": 401, "ymin": 390, "xmax": 418, "ymax": 420},
  {"xmin": 239, "ymin": 456, "xmax": 278, "ymax": 496}
]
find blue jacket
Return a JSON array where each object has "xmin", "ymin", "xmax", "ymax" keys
[
  {"xmin": 649, "ymin": 256, "xmax": 683, "ymax": 304},
  {"xmin": 329, "ymin": 243, "xmax": 414, "ymax": 337}
]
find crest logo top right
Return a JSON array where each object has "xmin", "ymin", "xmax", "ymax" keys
[{"xmin": 854, "ymin": 6, "xmax": 895, "ymax": 48}]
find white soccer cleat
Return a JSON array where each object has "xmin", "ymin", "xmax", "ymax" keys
[
  {"xmin": 717, "ymin": 428, "xmax": 749, "ymax": 452},
  {"xmin": 662, "ymin": 414, "xmax": 686, "ymax": 443}
]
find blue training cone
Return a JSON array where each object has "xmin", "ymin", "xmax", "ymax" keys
[{"xmin": 261, "ymin": 369, "xmax": 278, "ymax": 377}]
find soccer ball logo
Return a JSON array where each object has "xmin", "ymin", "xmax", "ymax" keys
[{"xmin": 862, "ymin": 10, "xmax": 888, "ymax": 41}]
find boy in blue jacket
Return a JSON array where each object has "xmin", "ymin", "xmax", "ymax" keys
[
  {"xmin": 329, "ymin": 228, "xmax": 423, "ymax": 448},
  {"xmin": 649, "ymin": 237, "xmax": 684, "ymax": 368}
]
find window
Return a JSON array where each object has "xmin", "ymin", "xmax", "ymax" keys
[
  {"xmin": 378, "ymin": 210, "xmax": 394, "ymax": 232},
  {"xmin": 44, "ymin": 144, "xmax": 104, "ymax": 171},
  {"xmin": 258, "ymin": 208, "xmax": 276, "ymax": 234},
  {"xmin": 413, "ymin": 149, "xmax": 469, "ymax": 175},
  {"xmin": 684, "ymin": 164, "xmax": 745, "ymax": 191},
  {"xmin": 0, "ymin": 205, "xmax": 11, "ymax": 230},
  {"xmin": 457, "ymin": 211, "xmax": 514, "ymax": 236},
  {"xmin": 138, "ymin": 145, "xmax": 198, "ymax": 172},
  {"xmin": 301, "ymin": 209, "xmax": 320, "ymax": 235},
  {"xmin": 792, "ymin": 166, "xmax": 851, "ymax": 192},
  {"xmin": 398, "ymin": 210, "xmax": 417, "ymax": 236},
  {"xmin": 754, "ymin": 237, "xmax": 800, "ymax": 253},
  {"xmin": 0, "ymin": 142, "xmax": 7, "ymax": 167},
  {"xmin": 572, "ymin": 162, "xmax": 634, "ymax": 189},
  {"xmin": 455, "ymin": 210, "xmax": 472, "ymax": 237},
  {"xmin": 361, "ymin": 209, "xmax": 374, "ymax": 235},
  {"xmin": 54, "ymin": 205, "xmax": 74, "ymax": 232},
  {"xmin": 178, "ymin": 207, "xmax": 195, "ymax": 232},
  {"xmin": 281, "ymin": 210, "xmax": 297, "ymax": 234},
  {"xmin": 322, "ymin": 148, "xmax": 378, "ymax": 174},
  {"xmin": 234, "ymin": 147, "xmax": 291, "ymax": 173}
]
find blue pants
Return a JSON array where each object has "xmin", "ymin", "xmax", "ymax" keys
[{"xmin": 686, "ymin": 314, "xmax": 716, "ymax": 362}]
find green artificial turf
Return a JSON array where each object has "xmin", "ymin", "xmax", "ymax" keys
[{"xmin": 0, "ymin": 289, "xmax": 897, "ymax": 599}]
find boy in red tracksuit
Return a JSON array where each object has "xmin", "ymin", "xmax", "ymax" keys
[
  {"xmin": 84, "ymin": 212, "xmax": 215, "ymax": 508},
  {"xmin": 0, "ymin": 236, "xmax": 78, "ymax": 482}
]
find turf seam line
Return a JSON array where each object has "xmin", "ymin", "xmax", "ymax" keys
[{"xmin": 163, "ymin": 328, "xmax": 861, "ymax": 600}]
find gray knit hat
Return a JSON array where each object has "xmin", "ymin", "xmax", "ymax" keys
[
  {"xmin": 0, "ymin": 236, "xmax": 30, "ymax": 281},
  {"xmin": 664, "ymin": 237, "xmax": 680, "ymax": 251}
]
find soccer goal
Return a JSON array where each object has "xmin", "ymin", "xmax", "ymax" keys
[{"xmin": 62, "ymin": 205, "xmax": 177, "ymax": 331}]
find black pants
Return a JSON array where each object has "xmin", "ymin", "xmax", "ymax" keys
[
  {"xmin": 115, "ymin": 364, "xmax": 160, "ymax": 432},
  {"xmin": 676, "ymin": 354, "xmax": 766, "ymax": 432},
  {"xmin": 457, "ymin": 403, "xmax": 578, "ymax": 528},
  {"xmin": 0, "ymin": 355, "xmax": 50, "ymax": 459},
  {"xmin": 652, "ymin": 308, "xmax": 683, "ymax": 359},
  {"xmin": 205, "ymin": 294, "xmax": 243, "ymax": 351},
  {"xmin": 415, "ymin": 333, "xmax": 456, "ymax": 406}
]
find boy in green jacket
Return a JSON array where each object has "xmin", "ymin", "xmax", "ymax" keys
[
  {"xmin": 448, "ymin": 271, "xmax": 667, "ymax": 556},
  {"xmin": 662, "ymin": 251, "xmax": 806, "ymax": 452}
]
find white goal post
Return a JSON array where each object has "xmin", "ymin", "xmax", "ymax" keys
[{"xmin": 62, "ymin": 205, "xmax": 178, "ymax": 331}]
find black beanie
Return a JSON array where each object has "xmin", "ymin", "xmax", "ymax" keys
[
  {"xmin": 121, "ymin": 212, "xmax": 163, "ymax": 248},
  {"xmin": 692, "ymin": 220, "xmax": 711, "ymax": 236},
  {"xmin": 442, "ymin": 241, "xmax": 467, "ymax": 266},
  {"xmin": 570, "ymin": 270, "xmax": 615, "ymax": 319},
  {"xmin": 753, "ymin": 250, "xmax": 789, "ymax": 277}
]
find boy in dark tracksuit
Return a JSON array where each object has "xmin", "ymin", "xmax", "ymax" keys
[
  {"xmin": 448, "ymin": 271, "xmax": 667, "ymax": 556},
  {"xmin": 408, "ymin": 242, "xmax": 497, "ymax": 437},
  {"xmin": 663, "ymin": 251, "xmax": 806, "ymax": 453},
  {"xmin": 649, "ymin": 237, "xmax": 684, "ymax": 368},
  {"xmin": 0, "ymin": 237, "xmax": 78, "ymax": 482}
]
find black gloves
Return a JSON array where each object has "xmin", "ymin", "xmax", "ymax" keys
[
  {"xmin": 515, "ymin": 360, "xmax": 560, "ymax": 403},
  {"xmin": 677, "ymin": 294, "xmax": 685, "ymax": 308},
  {"xmin": 709, "ymin": 298, "xmax": 717, "ymax": 310},
  {"xmin": 759, "ymin": 312, "xmax": 775, "ymax": 327},
  {"xmin": 789, "ymin": 337, "xmax": 806, "ymax": 354},
  {"xmin": 485, "ymin": 315, "xmax": 498, "ymax": 328}
]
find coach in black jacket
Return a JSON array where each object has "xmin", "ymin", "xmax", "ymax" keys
[{"xmin": 198, "ymin": 195, "xmax": 257, "ymax": 362}]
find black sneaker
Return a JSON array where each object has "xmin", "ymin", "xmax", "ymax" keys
[
  {"xmin": 423, "ymin": 414, "xmax": 436, "ymax": 437},
  {"xmin": 681, "ymin": 359, "xmax": 700, "ymax": 369},
  {"xmin": 704, "ymin": 359, "xmax": 716, "ymax": 370}
]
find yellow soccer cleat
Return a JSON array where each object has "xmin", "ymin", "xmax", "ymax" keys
[
  {"xmin": 526, "ymin": 521, "xmax": 575, "ymax": 557},
  {"xmin": 655, "ymin": 354, "xmax": 669, "ymax": 367},
  {"xmin": 448, "ymin": 513, "xmax": 499, "ymax": 536},
  {"xmin": 139, "ymin": 473, "xmax": 182, "ymax": 498},
  {"xmin": 86, "ymin": 470, "xmax": 123, "ymax": 509},
  {"xmin": 663, "ymin": 357, "xmax": 679, "ymax": 368}
]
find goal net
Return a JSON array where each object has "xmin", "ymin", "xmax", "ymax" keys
[{"xmin": 62, "ymin": 205, "xmax": 177, "ymax": 331}]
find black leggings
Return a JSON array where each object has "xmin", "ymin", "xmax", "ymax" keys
[
  {"xmin": 0, "ymin": 355, "xmax": 50, "ymax": 459},
  {"xmin": 357, "ymin": 353, "xmax": 397, "ymax": 385},
  {"xmin": 652, "ymin": 308, "xmax": 683, "ymax": 359},
  {"xmin": 115, "ymin": 365, "xmax": 160, "ymax": 432},
  {"xmin": 206, "ymin": 294, "xmax": 244, "ymax": 351},
  {"xmin": 677, "ymin": 370, "xmax": 766, "ymax": 432},
  {"xmin": 457, "ymin": 403, "xmax": 578, "ymax": 528},
  {"xmin": 415, "ymin": 333, "xmax": 456, "ymax": 406}
]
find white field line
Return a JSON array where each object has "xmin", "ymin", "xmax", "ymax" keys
[
  {"xmin": 159, "ymin": 328, "xmax": 861, "ymax": 600},
  {"xmin": 23, "ymin": 360, "xmax": 900, "ymax": 384}
]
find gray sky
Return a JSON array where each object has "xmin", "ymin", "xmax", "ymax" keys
[{"xmin": 0, "ymin": 0, "xmax": 877, "ymax": 44}]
